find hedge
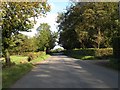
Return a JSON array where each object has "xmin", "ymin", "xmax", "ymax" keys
[
  {"xmin": 95, "ymin": 48, "xmax": 113, "ymax": 57},
  {"xmin": 64, "ymin": 48, "xmax": 113, "ymax": 57}
]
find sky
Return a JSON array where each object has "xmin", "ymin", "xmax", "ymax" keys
[{"xmin": 21, "ymin": 0, "xmax": 71, "ymax": 37}]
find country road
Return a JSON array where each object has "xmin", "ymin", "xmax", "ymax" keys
[{"xmin": 11, "ymin": 54, "xmax": 119, "ymax": 88}]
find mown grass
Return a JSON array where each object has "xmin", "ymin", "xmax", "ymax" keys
[
  {"xmin": 10, "ymin": 55, "xmax": 28, "ymax": 64},
  {"xmin": 2, "ymin": 54, "xmax": 50, "ymax": 88},
  {"xmin": 30, "ymin": 54, "xmax": 50, "ymax": 64},
  {"xmin": 2, "ymin": 63, "xmax": 33, "ymax": 88}
]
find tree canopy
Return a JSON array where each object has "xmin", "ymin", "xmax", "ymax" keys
[
  {"xmin": 36, "ymin": 23, "xmax": 57, "ymax": 51},
  {"xmin": 1, "ymin": 2, "xmax": 50, "ymax": 65},
  {"xmin": 57, "ymin": 2, "xmax": 120, "ymax": 50}
]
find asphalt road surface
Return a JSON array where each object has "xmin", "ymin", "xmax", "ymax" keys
[{"xmin": 11, "ymin": 54, "xmax": 119, "ymax": 88}]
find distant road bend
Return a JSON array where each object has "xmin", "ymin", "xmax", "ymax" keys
[{"xmin": 12, "ymin": 54, "xmax": 119, "ymax": 88}]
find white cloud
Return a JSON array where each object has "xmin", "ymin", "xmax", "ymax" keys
[
  {"xmin": 20, "ymin": 13, "xmax": 58, "ymax": 37},
  {"xmin": 36, "ymin": 13, "xmax": 58, "ymax": 31},
  {"xmin": 48, "ymin": 0, "xmax": 70, "ymax": 2}
]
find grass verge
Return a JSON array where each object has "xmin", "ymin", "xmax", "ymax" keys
[
  {"xmin": 30, "ymin": 54, "xmax": 50, "ymax": 64},
  {"xmin": 64, "ymin": 52, "xmax": 119, "ymax": 71},
  {"xmin": 2, "ymin": 54, "xmax": 50, "ymax": 88},
  {"xmin": 94, "ymin": 59, "xmax": 120, "ymax": 71},
  {"xmin": 10, "ymin": 55, "xmax": 28, "ymax": 64},
  {"xmin": 2, "ymin": 63, "xmax": 33, "ymax": 88}
]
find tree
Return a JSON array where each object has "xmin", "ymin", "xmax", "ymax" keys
[
  {"xmin": 57, "ymin": 8, "xmax": 81, "ymax": 49},
  {"xmin": 57, "ymin": 2, "xmax": 119, "ymax": 49},
  {"xmin": 9, "ymin": 33, "xmax": 38, "ymax": 55},
  {"xmin": 1, "ymin": 2, "xmax": 50, "ymax": 66},
  {"xmin": 10, "ymin": 33, "xmax": 28, "ymax": 54},
  {"xmin": 36, "ymin": 23, "xmax": 57, "ymax": 53},
  {"xmin": 79, "ymin": 2, "xmax": 119, "ymax": 48},
  {"xmin": 0, "ymin": 26, "xmax": 1, "ymax": 57}
]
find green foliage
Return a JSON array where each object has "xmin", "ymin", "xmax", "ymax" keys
[
  {"xmin": 81, "ymin": 56, "xmax": 95, "ymax": 60},
  {"xmin": 2, "ymin": 2, "xmax": 50, "ymax": 50},
  {"xmin": 59, "ymin": 29, "xmax": 80, "ymax": 49},
  {"xmin": 36, "ymin": 23, "xmax": 57, "ymax": 51},
  {"xmin": 0, "ymin": 27, "xmax": 1, "ymax": 57},
  {"xmin": 113, "ymin": 36, "xmax": 120, "ymax": 60},
  {"xmin": 2, "ymin": 63, "xmax": 33, "ymax": 88},
  {"xmin": 2, "ymin": 54, "xmax": 50, "ymax": 88},
  {"xmin": 57, "ymin": 2, "xmax": 119, "ymax": 49},
  {"xmin": 10, "ymin": 55, "xmax": 28, "ymax": 64},
  {"xmin": 1, "ymin": 2, "xmax": 50, "ymax": 65},
  {"xmin": 64, "ymin": 48, "xmax": 113, "ymax": 60},
  {"xmin": 27, "ymin": 53, "xmax": 35, "ymax": 62},
  {"xmin": 27, "ymin": 52, "xmax": 45, "ymax": 62},
  {"xmin": 9, "ymin": 34, "xmax": 38, "ymax": 55},
  {"xmin": 95, "ymin": 48, "xmax": 113, "ymax": 57},
  {"xmin": 30, "ymin": 54, "xmax": 50, "ymax": 64}
]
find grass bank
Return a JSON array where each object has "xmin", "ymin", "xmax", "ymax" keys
[
  {"xmin": 63, "ymin": 48, "xmax": 113, "ymax": 60},
  {"xmin": 2, "ymin": 54, "xmax": 50, "ymax": 88},
  {"xmin": 63, "ymin": 48, "xmax": 119, "ymax": 71}
]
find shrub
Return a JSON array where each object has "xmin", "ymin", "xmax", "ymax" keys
[
  {"xmin": 27, "ymin": 52, "xmax": 46, "ymax": 62},
  {"xmin": 20, "ymin": 52, "xmax": 30, "ymax": 56},
  {"xmin": 64, "ymin": 48, "xmax": 113, "ymax": 57},
  {"xmin": 95, "ymin": 48, "xmax": 113, "ymax": 57},
  {"xmin": 27, "ymin": 53, "xmax": 34, "ymax": 62},
  {"xmin": 27, "ymin": 56, "xmax": 31, "ymax": 62},
  {"xmin": 113, "ymin": 36, "xmax": 120, "ymax": 60}
]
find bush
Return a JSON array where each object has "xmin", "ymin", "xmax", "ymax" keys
[
  {"xmin": 64, "ymin": 48, "xmax": 113, "ymax": 57},
  {"xmin": 9, "ymin": 51, "xmax": 46, "ymax": 62},
  {"xmin": 113, "ymin": 36, "xmax": 120, "ymax": 60},
  {"xmin": 27, "ymin": 53, "xmax": 35, "ymax": 62},
  {"xmin": 27, "ymin": 52, "xmax": 46, "ymax": 62},
  {"xmin": 95, "ymin": 48, "xmax": 113, "ymax": 57}
]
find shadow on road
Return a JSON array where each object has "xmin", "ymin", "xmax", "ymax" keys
[{"xmin": 11, "ymin": 54, "xmax": 119, "ymax": 88}]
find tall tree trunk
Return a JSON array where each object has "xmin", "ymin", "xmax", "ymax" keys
[
  {"xmin": 97, "ymin": 27, "xmax": 101, "ymax": 49},
  {"xmin": 5, "ymin": 49, "xmax": 11, "ymax": 67},
  {"xmin": 46, "ymin": 47, "xmax": 49, "ymax": 54}
]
